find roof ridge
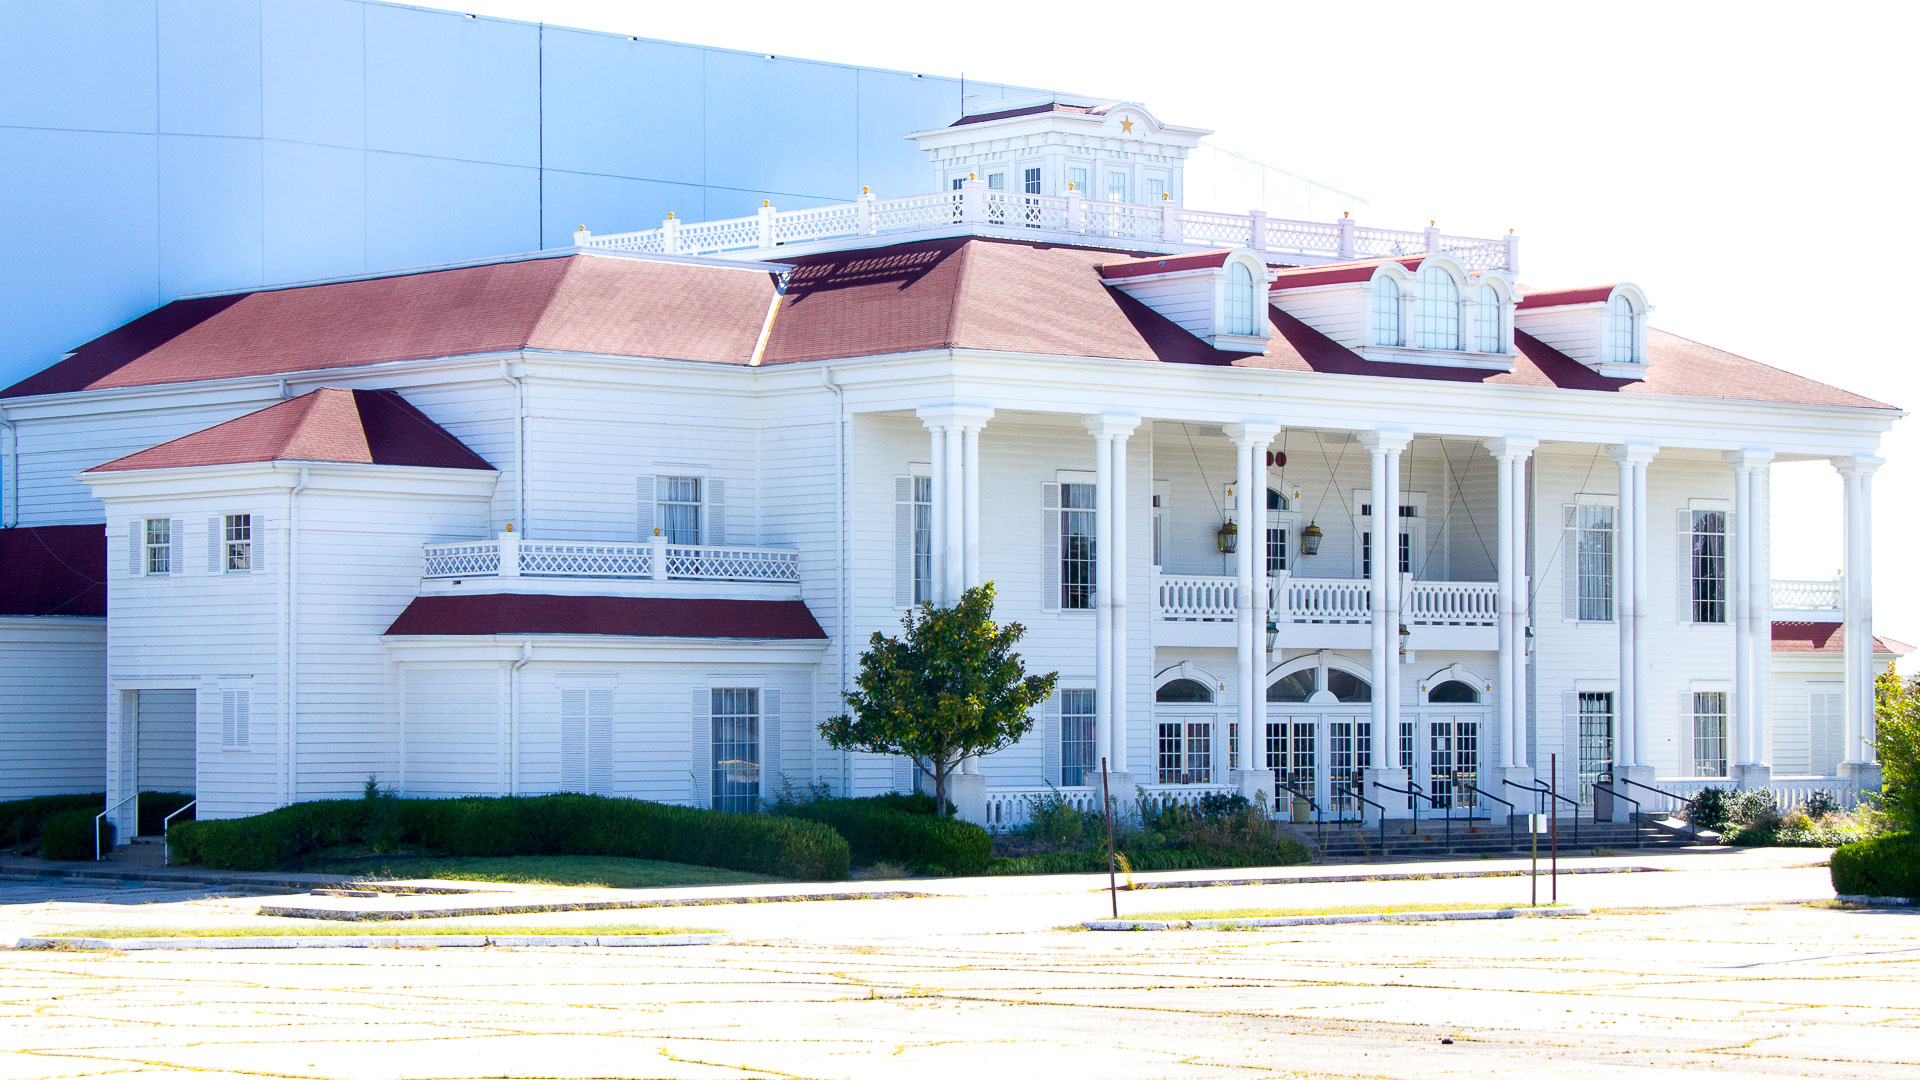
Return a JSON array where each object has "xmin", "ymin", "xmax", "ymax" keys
[
  {"xmin": 521, "ymin": 254, "xmax": 584, "ymax": 349},
  {"xmin": 1646, "ymin": 327, "xmax": 1897, "ymax": 411},
  {"xmin": 942, "ymin": 237, "xmax": 977, "ymax": 348}
]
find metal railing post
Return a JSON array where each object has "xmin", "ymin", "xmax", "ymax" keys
[{"xmin": 160, "ymin": 799, "xmax": 196, "ymax": 865}]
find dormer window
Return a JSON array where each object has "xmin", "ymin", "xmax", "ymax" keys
[
  {"xmin": 1606, "ymin": 292, "xmax": 1643, "ymax": 363},
  {"xmin": 1413, "ymin": 264, "xmax": 1460, "ymax": 350},
  {"xmin": 1223, "ymin": 262, "xmax": 1259, "ymax": 336},
  {"xmin": 1370, "ymin": 276, "xmax": 1401, "ymax": 346},
  {"xmin": 1473, "ymin": 283, "xmax": 1504, "ymax": 353}
]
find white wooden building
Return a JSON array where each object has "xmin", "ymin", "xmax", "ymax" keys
[{"xmin": 0, "ymin": 99, "xmax": 1900, "ymax": 839}]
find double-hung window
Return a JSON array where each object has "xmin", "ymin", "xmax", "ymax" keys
[
  {"xmin": 1106, "ymin": 170, "xmax": 1128, "ymax": 202},
  {"xmin": 1359, "ymin": 503, "xmax": 1415, "ymax": 578},
  {"xmin": 1692, "ymin": 690, "xmax": 1728, "ymax": 777},
  {"xmin": 1023, "ymin": 167, "xmax": 1042, "ymax": 194},
  {"xmin": 222, "ymin": 513, "xmax": 253, "ymax": 573},
  {"xmin": 1146, "ymin": 177, "xmax": 1167, "ymax": 202},
  {"xmin": 1689, "ymin": 509, "xmax": 1728, "ymax": 623},
  {"xmin": 658, "ymin": 477, "xmax": 702, "ymax": 545},
  {"xmin": 1577, "ymin": 692, "xmax": 1615, "ymax": 801},
  {"xmin": 911, "ymin": 476, "xmax": 933, "ymax": 605},
  {"xmin": 1155, "ymin": 722, "xmax": 1210, "ymax": 784},
  {"xmin": 1575, "ymin": 505, "xmax": 1615, "ymax": 621},
  {"xmin": 1059, "ymin": 482, "xmax": 1096, "ymax": 610},
  {"xmin": 144, "ymin": 518, "xmax": 171, "ymax": 576},
  {"xmin": 1059, "ymin": 689, "xmax": 1095, "ymax": 786},
  {"xmin": 711, "ymin": 688, "xmax": 760, "ymax": 812},
  {"xmin": 1067, "ymin": 166, "xmax": 1088, "ymax": 194}
]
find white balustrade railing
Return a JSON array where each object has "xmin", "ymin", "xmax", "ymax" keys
[
  {"xmin": 1281, "ymin": 576, "xmax": 1371, "ymax": 623},
  {"xmin": 1405, "ymin": 580, "xmax": 1499, "ymax": 626},
  {"xmin": 1138, "ymin": 784, "xmax": 1240, "ymax": 815},
  {"xmin": 422, "ymin": 535, "xmax": 798, "ymax": 584},
  {"xmin": 577, "ymin": 182, "xmax": 1517, "ymax": 272},
  {"xmin": 1768, "ymin": 777, "xmax": 1862, "ymax": 812},
  {"xmin": 1772, "ymin": 578, "xmax": 1841, "ymax": 611},
  {"xmin": 983, "ymin": 786, "xmax": 1102, "ymax": 833},
  {"xmin": 1151, "ymin": 572, "xmax": 1497, "ymax": 628},
  {"xmin": 1155, "ymin": 573, "xmax": 1239, "ymax": 621}
]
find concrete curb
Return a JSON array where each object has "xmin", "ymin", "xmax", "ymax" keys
[
  {"xmin": 1121, "ymin": 865, "xmax": 1660, "ymax": 892},
  {"xmin": 1084, "ymin": 906, "xmax": 1591, "ymax": 931},
  {"xmin": 12, "ymin": 932, "xmax": 732, "ymax": 951},
  {"xmin": 258, "ymin": 889, "xmax": 931, "ymax": 922},
  {"xmin": 1835, "ymin": 894, "xmax": 1915, "ymax": 906}
]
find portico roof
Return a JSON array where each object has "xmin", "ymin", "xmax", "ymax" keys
[{"xmin": 385, "ymin": 594, "xmax": 828, "ymax": 640}]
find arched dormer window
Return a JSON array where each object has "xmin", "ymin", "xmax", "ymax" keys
[
  {"xmin": 1605, "ymin": 292, "xmax": 1641, "ymax": 363},
  {"xmin": 1156, "ymin": 678, "xmax": 1214, "ymax": 704},
  {"xmin": 1223, "ymin": 262, "xmax": 1259, "ymax": 336},
  {"xmin": 1370, "ymin": 275, "xmax": 1401, "ymax": 346},
  {"xmin": 1473, "ymin": 283, "xmax": 1504, "ymax": 353},
  {"xmin": 1267, "ymin": 488, "xmax": 1289, "ymax": 511},
  {"xmin": 1429, "ymin": 679, "xmax": 1480, "ymax": 704},
  {"xmin": 1413, "ymin": 264, "xmax": 1460, "ymax": 350}
]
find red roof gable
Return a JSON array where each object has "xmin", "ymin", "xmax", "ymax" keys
[
  {"xmin": 1517, "ymin": 285, "xmax": 1617, "ymax": 309},
  {"xmin": 1268, "ymin": 254, "xmax": 1428, "ymax": 291},
  {"xmin": 1772, "ymin": 621, "xmax": 1912, "ymax": 656},
  {"xmin": 3, "ymin": 255, "xmax": 778, "ymax": 399},
  {"xmin": 385, "ymin": 594, "xmax": 827, "ymax": 640},
  {"xmin": 87, "ymin": 388, "xmax": 494, "ymax": 473},
  {"xmin": 1100, "ymin": 251, "xmax": 1234, "ymax": 280},
  {"xmin": 0, "ymin": 525, "xmax": 106, "ymax": 618}
]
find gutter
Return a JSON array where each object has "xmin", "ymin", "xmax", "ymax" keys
[
  {"xmin": 500, "ymin": 356, "xmax": 526, "ymax": 531},
  {"xmin": 823, "ymin": 365, "xmax": 851, "ymax": 796},
  {"xmin": 509, "ymin": 640, "xmax": 533, "ymax": 794}
]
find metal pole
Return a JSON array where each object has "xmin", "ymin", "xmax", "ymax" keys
[
  {"xmin": 1101, "ymin": 757, "xmax": 1117, "ymax": 919},
  {"xmin": 1550, "ymin": 753, "xmax": 1559, "ymax": 905},
  {"xmin": 1530, "ymin": 787, "xmax": 1539, "ymax": 907}
]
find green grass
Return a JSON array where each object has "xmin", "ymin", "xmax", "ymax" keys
[
  {"xmin": 290, "ymin": 854, "xmax": 779, "ymax": 889},
  {"xmin": 50, "ymin": 922, "xmax": 717, "ymax": 939},
  {"xmin": 1136, "ymin": 900, "xmax": 1570, "ymax": 920}
]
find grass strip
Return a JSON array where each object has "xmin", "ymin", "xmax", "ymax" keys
[
  {"xmin": 50, "ymin": 921, "xmax": 716, "ymax": 939},
  {"xmin": 1137, "ymin": 900, "xmax": 1569, "ymax": 920}
]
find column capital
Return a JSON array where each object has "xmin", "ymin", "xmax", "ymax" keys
[
  {"xmin": 1722, "ymin": 447, "xmax": 1776, "ymax": 470},
  {"xmin": 1357, "ymin": 428, "xmax": 1413, "ymax": 453},
  {"xmin": 1083, "ymin": 412, "xmax": 1141, "ymax": 440},
  {"xmin": 1223, "ymin": 419, "xmax": 1282, "ymax": 446},
  {"xmin": 1482, "ymin": 435, "xmax": 1538, "ymax": 460},
  {"xmin": 1608, "ymin": 443, "xmax": 1659, "ymax": 467},
  {"xmin": 916, "ymin": 403, "xmax": 995, "ymax": 431},
  {"xmin": 1833, "ymin": 453, "xmax": 1884, "ymax": 479}
]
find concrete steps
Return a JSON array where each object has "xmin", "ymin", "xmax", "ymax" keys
[
  {"xmin": 106, "ymin": 839, "xmax": 168, "ymax": 868},
  {"xmin": 1303, "ymin": 816, "xmax": 1696, "ymax": 862}
]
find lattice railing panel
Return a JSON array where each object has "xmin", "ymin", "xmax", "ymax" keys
[
  {"xmin": 518, "ymin": 540, "xmax": 653, "ymax": 578},
  {"xmin": 663, "ymin": 545, "xmax": 800, "ymax": 582},
  {"xmin": 674, "ymin": 214, "xmax": 763, "ymax": 253},
  {"xmin": 422, "ymin": 541, "xmax": 501, "ymax": 578}
]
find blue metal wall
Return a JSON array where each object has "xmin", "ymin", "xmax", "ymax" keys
[{"xmin": 0, "ymin": 0, "xmax": 1037, "ymax": 386}]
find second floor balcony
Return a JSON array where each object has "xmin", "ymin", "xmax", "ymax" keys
[
  {"xmin": 1152, "ymin": 570, "xmax": 1500, "ymax": 651},
  {"xmin": 421, "ymin": 533, "xmax": 801, "ymax": 599}
]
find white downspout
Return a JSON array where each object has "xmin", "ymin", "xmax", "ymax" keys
[
  {"xmin": 500, "ymin": 356, "xmax": 526, "ymax": 532},
  {"xmin": 509, "ymin": 640, "xmax": 533, "ymax": 794},
  {"xmin": 285, "ymin": 466, "xmax": 309, "ymax": 804},
  {"xmin": 823, "ymin": 365, "xmax": 850, "ymax": 796}
]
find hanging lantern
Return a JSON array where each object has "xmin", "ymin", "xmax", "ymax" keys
[
  {"xmin": 1216, "ymin": 519, "xmax": 1238, "ymax": 554},
  {"xmin": 1299, "ymin": 521, "xmax": 1323, "ymax": 556},
  {"xmin": 1398, "ymin": 622, "xmax": 1411, "ymax": 657},
  {"xmin": 1266, "ymin": 617, "xmax": 1280, "ymax": 653}
]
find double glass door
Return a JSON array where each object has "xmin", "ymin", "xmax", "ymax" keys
[{"xmin": 1266, "ymin": 712, "xmax": 1487, "ymax": 818}]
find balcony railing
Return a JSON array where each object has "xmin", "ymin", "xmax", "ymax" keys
[
  {"xmin": 577, "ymin": 183, "xmax": 1519, "ymax": 272},
  {"xmin": 1153, "ymin": 571, "xmax": 1496, "ymax": 627},
  {"xmin": 423, "ymin": 534, "xmax": 800, "ymax": 584},
  {"xmin": 1772, "ymin": 578, "xmax": 1841, "ymax": 611}
]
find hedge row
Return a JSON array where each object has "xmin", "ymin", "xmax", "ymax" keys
[
  {"xmin": 0, "ymin": 793, "xmax": 104, "ymax": 851},
  {"xmin": 167, "ymin": 794, "xmax": 850, "ymax": 880},
  {"xmin": 40, "ymin": 809, "xmax": 113, "ymax": 862},
  {"xmin": 1830, "ymin": 832, "xmax": 1919, "ymax": 900},
  {"xmin": 986, "ymin": 840, "xmax": 1313, "ymax": 877},
  {"xmin": 783, "ymin": 797, "xmax": 990, "ymax": 874}
]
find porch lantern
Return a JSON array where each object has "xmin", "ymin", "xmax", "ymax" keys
[
  {"xmin": 1266, "ymin": 617, "xmax": 1279, "ymax": 653},
  {"xmin": 1216, "ymin": 519, "xmax": 1238, "ymax": 554},
  {"xmin": 1299, "ymin": 521, "xmax": 1323, "ymax": 556},
  {"xmin": 1398, "ymin": 621, "xmax": 1411, "ymax": 657}
]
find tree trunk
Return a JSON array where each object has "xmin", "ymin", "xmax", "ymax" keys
[{"xmin": 934, "ymin": 761, "xmax": 951, "ymax": 817}]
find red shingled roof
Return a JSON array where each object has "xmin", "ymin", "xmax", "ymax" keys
[
  {"xmin": 3, "ymin": 255, "xmax": 778, "ymax": 399},
  {"xmin": 1100, "ymin": 251, "xmax": 1234, "ymax": 280},
  {"xmin": 385, "ymin": 594, "xmax": 827, "ymax": 640},
  {"xmin": 1517, "ymin": 285, "xmax": 1617, "ymax": 309},
  {"xmin": 0, "ymin": 525, "xmax": 106, "ymax": 618},
  {"xmin": 1773, "ymin": 621, "xmax": 1912, "ymax": 656},
  {"xmin": 87, "ymin": 388, "xmax": 494, "ymax": 473},
  {"xmin": 1268, "ymin": 254, "xmax": 1428, "ymax": 291}
]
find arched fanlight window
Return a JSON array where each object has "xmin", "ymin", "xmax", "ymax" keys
[
  {"xmin": 1370, "ymin": 275, "xmax": 1401, "ymax": 346},
  {"xmin": 1473, "ymin": 283, "xmax": 1504, "ymax": 353},
  {"xmin": 1413, "ymin": 264, "xmax": 1460, "ymax": 350},
  {"xmin": 1428, "ymin": 679, "xmax": 1480, "ymax": 704},
  {"xmin": 1156, "ymin": 678, "xmax": 1215, "ymax": 704},
  {"xmin": 1266, "ymin": 488, "xmax": 1289, "ymax": 511},
  {"xmin": 1266, "ymin": 669, "xmax": 1316, "ymax": 703},
  {"xmin": 1326, "ymin": 669, "xmax": 1372, "ymax": 703},
  {"xmin": 1606, "ymin": 293, "xmax": 1639, "ymax": 363},
  {"xmin": 1224, "ymin": 262, "xmax": 1259, "ymax": 336}
]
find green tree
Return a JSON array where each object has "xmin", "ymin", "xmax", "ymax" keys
[
  {"xmin": 821, "ymin": 583, "xmax": 1058, "ymax": 814},
  {"xmin": 1874, "ymin": 670, "xmax": 1920, "ymax": 831}
]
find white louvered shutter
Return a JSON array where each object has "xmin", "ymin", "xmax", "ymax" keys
[
  {"xmin": 1676, "ymin": 509, "xmax": 1695, "ymax": 624},
  {"xmin": 1681, "ymin": 690, "xmax": 1699, "ymax": 774},
  {"xmin": 250, "ymin": 512, "xmax": 267, "ymax": 574},
  {"xmin": 560, "ymin": 688, "xmax": 587, "ymax": 793},
  {"xmin": 760, "ymin": 688, "xmax": 781, "ymax": 803},
  {"xmin": 207, "ymin": 517, "xmax": 223, "ymax": 574},
  {"xmin": 167, "ymin": 518, "xmax": 184, "ymax": 576},
  {"xmin": 1042, "ymin": 693, "xmax": 1062, "ymax": 785},
  {"xmin": 706, "ymin": 478, "xmax": 726, "ymax": 545},
  {"xmin": 1562, "ymin": 691, "xmax": 1579, "ymax": 774},
  {"xmin": 127, "ymin": 521, "xmax": 143, "ymax": 576},
  {"xmin": 894, "ymin": 475, "xmax": 915, "ymax": 608},
  {"xmin": 635, "ymin": 474, "xmax": 656, "ymax": 540},
  {"xmin": 690, "ymin": 687, "xmax": 712, "ymax": 809},
  {"xmin": 892, "ymin": 753, "xmax": 913, "ymax": 793},
  {"xmin": 222, "ymin": 690, "xmax": 250, "ymax": 748},
  {"xmin": 1561, "ymin": 506, "xmax": 1580, "ymax": 622},
  {"xmin": 586, "ymin": 688, "xmax": 614, "ymax": 795},
  {"xmin": 1041, "ymin": 482, "xmax": 1062, "ymax": 613}
]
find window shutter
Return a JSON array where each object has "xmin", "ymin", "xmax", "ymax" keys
[
  {"xmin": 1041, "ymin": 482, "xmax": 1062, "ymax": 614},
  {"xmin": 250, "ymin": 513, "xmax": 267, "ymax": 574},
  {"xmin": 894, "ymin": 475, "xmax": 915, "ymax": 608},
  {"xmin": 706, "ymin": 478, "xmax": 726, "ymax": 545},
  {"xmin": 760, "ymin": 688, "xmax": 781, "ymax": 802},
  {"xmin": 222, "ymin": 690, "xmax": 250, "ymax": 748},
  {"xmin": 1561, "ymin": 506, "xmax": 1580, "ymax": 622},
  {"xmin": 207, "ymin": 517, "xmax": 223, "ymax": 574},
  {"xmin": 1676, "ymin": 509, "xmax": 1694, "ymax": 624},
  {"xmin": 1680, "ymin": 689, "xmax": 1697, "ymax": 774},
  {"xmin": 892, "ymin": 754, "xmax": 912, "ymax": 793},
  {"xmin": 690, "ymin": 687, "xmax": 712, "ymax": 809},
  {"xmin": 586, "ymin": 688, "xmax": 614, "ymax": 795},
  {"xmin": 127, "ymin": 520, "xmax": 143, "ymax": 577},
  {"xmin": 1042, "ymin": 692, "xmax": 1062, "ymax": 785},
  {"xmin": 168, "ymin": 518, "xmax": 184, "ymax": 576},
  {"xmin": 560, "ymin": 688, "xmax": 587, "ymax": 793},
  {"xmin": 635, "ymin": 474, "xmax": 655, "ymax": 540}
]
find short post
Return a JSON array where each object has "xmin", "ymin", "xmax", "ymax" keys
[
  {"xmin": 856, "ymin": 188, "xmax": 875, "ymax": 235},
  {"xmin": 1338, "ymin": 213, "xmax": 1357, "ymax": 259},
  {"xmin": 649, "ymin": 529, "xmax": 668, "ymax": 582},
  {"xmin": 757, "ymin": 201, "xmax": 777, "ymax": 248},
  {"xmin": 1550, "ymin": 752, "xmax": 1559, "ymax": 905},
  {"xmin": 1101, "ymin": 757, "xmax": 1118, "ymax": 919},
  {"xmin": 1160, "ymin": 196, "xmax": 1181, "ymax": 243},
  {"xmin": 498, "ymin": 529, "xmax": 520, "ymax": 578},
  {"xmin": 1423, "ymin": 221, "xmax": 1442, "ymax": 253},
  {"xmin": 960, "ymin": 178, "xmax": 986, "ymax": 226},
  {"xmin": 661, "ymin": 213, "xmax": 680, "ymax": 255},
  {"xmin": 1504, "ymin": 230, "xmax": 1521, "ymax": 275},
  {"xmin": 1065, "ymin": 186, "xmax": 1084, "ymax": 234},
  {"xmin": 1248, "ymin": 209, "xmax": 1268, "ymax": 254}
]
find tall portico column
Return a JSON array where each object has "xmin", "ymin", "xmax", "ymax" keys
[
  {"xmin": 1227, "ymin": 422, "xmax": 1280, "ymax": 794},
  {"xmin": 1086, "ymin": 418, "xmax": 1118, "ymax": 778},
  {"xmin": 916, "ymin": 404, "xmax": 996, "ymax": 606},
  {"xmin": 926, "ymin": 421, "xmax": 948, "ymax": 601},
  {"xmin": 1726, "ymin": 449, "xmax": 1774, "ymax": 788},
  {"xmin": 1836, "ymin": 455, "xmax": 1883, "ymax": 789},
  {"xmin": 1609, "ymin": 444, "xmax": 1657, "ymax": 818},
  {"xmin": 1086, "ymin": 414, "xmax": 1140, "ymax": 782},
  {"xmin": 1485, "ymin": 437, "xmax": 1538, "ymax": 778},
  {"xmin": 1360, "ymin": 431, "xmax": 1411, "ymax": 770}
]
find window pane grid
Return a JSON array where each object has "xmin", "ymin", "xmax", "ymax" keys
[
  {"xmin": 1691, "ymin": 510, "xmax": 1727, "ymax": 623},
  {"xmin": 911, "ymin": 477, "xmax": 932, "ymax": 605},
  {"xmin": 1692, "ymin": 691, "xmax": 1728, "ymax": 777},
  {"xmin": 1061, "ymin": 689, "xmax": 1095, "ymax": 786},
  {"xmin": 659, "ymin": 476, "xmax": 702, "ymax": 545},
  {"xmin": 224, "ymin": 513, "xmax": 252, "ymax": 572},
  {"xmin": 711, "ymin": 688, "xmax": 759, "ymax": 812},
  {"xmin": 1474, "ymin": 283, "xmax": 1503, "ymax": 352},
  {"xmin": 1578, "ymin": 692, "xmax": 1614, "ymax": 804},
  {"xmin": 1060, "ymin": 482, "xmax": 1096, "ymax": 610},
  {"xmin": 1370, "ymin": 278, "xmax": 1400, "ymax": 346},
  {"xmin": 144, "ymin": 518, "xmax": 170, "ymax": 575},
  {"xmin": 1577, "ymin": 505, "xmax": 1615, "ymax": 621},
  {"xmin": 1224, "ymin": 263, "xmax": 1257, "ymax": 336},
  {"xmin": 1413, "ymin": 268, "xmax": 1460, "ymax": 350}
]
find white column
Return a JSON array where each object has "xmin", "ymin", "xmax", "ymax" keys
[
  {"xmin": 1085, "ymin": 415, "xmax": 1141, "ymax": 777},
  {"xmin": 1631, "ymin": 453, "xmax": 1651, "ymax": 766},
  {"xmin": 1109, "ymin": 423, "xmax": 1133, "ymax": 775},
  {"xmin": 927, "ymin": 423, "xmax": 946, "ymax": 602},
  {"xmin": 1485, "ymin": 437, "xmax": 1538, "ymax": 771},
  {"xmin": 962, "ymin": 424, "xmax": 982, "ymax": 590},
  {"xmin": 943, "ymin": 426, "xmax": 964, "ymax": 605},
  {"xmin": 1233, "ymin": 431, "xmax": 1258, "ymax": 775},
  {"xmin": 1837, "ymin": 455, "xmax": 1882, "ymax": 766},
  {"xmin": 1092, "ymin": 427, "xmax": 1115, "ymax": 772},
  {"xmin": 1749, "ymin": 455, "xmax": 1773, "ymax": 767},
  {"xmin": 1510, "ymin": 445, "xmax": 1532, "ymax": 768},
  {"xmin": 918, "ymin": 404, "xmax": 995, "ymax": 607},
  {"xmin": 1361, "ymin": 430, "xmax": 1412, "ymax": 761},
  {"xmin": 1725, "ymin": 449, "xmax": 1772, "ymax": 769},
  {"xmin": 1610, "ymin": 444, "xmax": 1657, "ymax": 769}
]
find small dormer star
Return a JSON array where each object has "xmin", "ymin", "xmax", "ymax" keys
[{"xmin": 1120, "ymin": 116, "xmax": 1135, "ymax": 134}]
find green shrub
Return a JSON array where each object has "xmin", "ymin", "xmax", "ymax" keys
[
  {"xmin": 1017, "ymin": 790, "xmax": 1096, "ymax": 850},
  {"xmin": 40, "ymin": 808, "xmax": 113, "ymax": 861},
  {"xmin": 1686, "ymin": 788, "xmax": 1733, "ymax": 830},
  {"xmin": 138, "ymin": 791, "xmax": 195, "ymax": 837},
  {"xmin": 1875, "ymin": 672, "xmax": 1920, "ymax": 832},
  {"xmin": 1802, "ymin": 790, "xmax": 1841, "ymax": 819},
  {"xmin": 783, "ymin": 797, "xmax": 990, "ymax": 874},
  {"xmin": 987, "ymin": 836, "xmax": 1313, "ymax": 877},
  {"xmin": 0, "ymin": 793, "xmax": 104, "ymax": 851},
  {"xmin": 1830, "ymin": 832, "xmax": 1920, "ymax": 899},
  {"xmin": 1728, "ymin": 789, "xmax": 1781, "ymax": 832},
  {"xmin": 168, "ymin": 794, "xmax": 850, "ymax": 881}
]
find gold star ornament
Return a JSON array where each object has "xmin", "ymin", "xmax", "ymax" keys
[{"xmin": 1120, "ymin": 115, "xmax": 1135, "ymax": 134}]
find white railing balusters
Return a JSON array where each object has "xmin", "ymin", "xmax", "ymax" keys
[
  {"xmin": 422, "ymin": 538, "xmax": 798, "ymax": 584},
  {"xmin": 1771, "ymin": 578, "xmax": 1841, "ymax": 611},
  {"xmin": 1152, "ymin": 573, "xmax": 1500, "ymax": 628}
]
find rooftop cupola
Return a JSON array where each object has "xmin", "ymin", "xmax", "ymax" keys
[{"xmin": 907, "ymin": 98, "xmax": 1210, "ymax": 207}]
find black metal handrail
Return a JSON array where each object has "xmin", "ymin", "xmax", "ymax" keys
[
  {"xmin": 1464, "ymin": 781, "xmax": 1516, "ymax": 851},
  {"xmin": 1372, "ymin": 779, "xmax": 1420, "ymax": 835},
  {"xmin": 1616, "ymin": 775, "xmax": 1707, "ymax": 843},
  {"xmin": 1591, "ymin": 779, "xmax": 1643, "ymax": 848},
  {"xmin": 1345, "ymin": 779, "xmax": 1388, "ymax": 853},
  {"xmin": 1273, "ymin": 778, "xmax": 1324, "ymax": 848},
  {"xmin": 1374, "ymin": 780, "xmax": 1451, "ymax": 846},
  {"xmin": 1502, "ymin": 777, "xmax": 1581, "ymax": 848}
]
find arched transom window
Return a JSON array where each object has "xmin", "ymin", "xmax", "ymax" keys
[
  {"xmin": 1223, "ymin": 262, "xmax": 1260, "ymax": 336},
  {"xmin": 1370, "ymin": 275, "xmax": 1401, "ymax": 346},
  {"xmin": 1413, "ymin": 264, "xmax": 1460, "ymax": 350},
  {"xmin": 1606, "ymin": 293, "xmax": 1640, "ymax": 363},
  {"xmin": 1429, "ymin": 679, "xmax": 1481, "ymax": 704},
  {"xmin": 1156, "ymin": 678, "xmax": 1215, "ymax": 704},
  {"xmin": 1267, "ymin": 667, "xmax": 1372, "ymax": 704},
  {"xmin": 1473, "ymin": 283, "xmax": 1504, "ymax": 353}
]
